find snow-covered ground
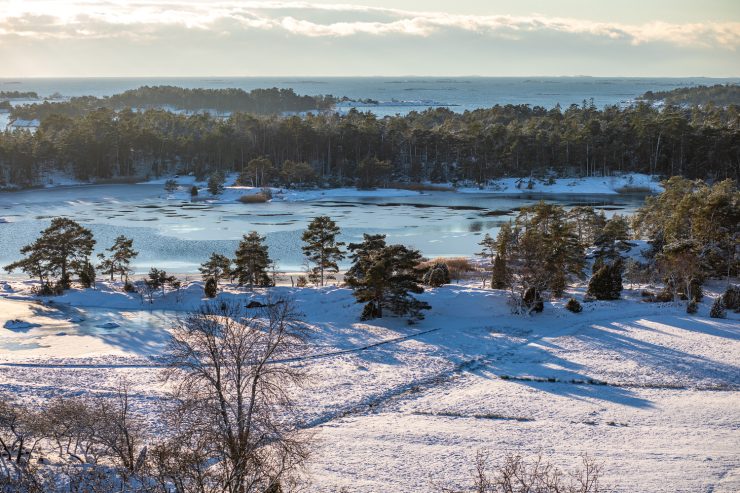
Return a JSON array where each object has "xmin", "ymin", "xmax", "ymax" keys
[
  {"xmin": 140, "ymin": 172, "xmax": 662, "ymax": 205},
  {"xmin": 144, "ymin": 173, "xmax": 654, "ymax": 200},
  {"xmin": 6, "ymin": 171, "xmax": 659, "ymax": 198},
  {"xmin": 0, "ymin": 279, "xmax": 737, "ymax": 492},
  {"xmin": 457, "ymin": 173, "xmax": 663, "ymax": 195}
]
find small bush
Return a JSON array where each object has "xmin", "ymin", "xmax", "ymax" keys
[
  {"xmin": 689, "ymin": 278, "xmax": 703, "ymax": 302},
  {"xmin": 418, "ymin": 257, "xmax": 474, "ymax": 281},
  {"xmin": 123, "ymin": 281, "xmax": 136, "ymax": 293},
  {"xmin": 565, "ymin": 298, "xmax": 582, "ymax": 313},
  {"xmin": 523, "ymin": 287, "xmax": 544, "ymax": 313},
  {"xmin": 239, "ymin": 193, "xmax": 270, "ymax": 204},
  {"xmin": 204, "ymin": 277, "xmax": 218, "ymax": 298},
  {"xmin": 422, "ymin": 262, "xmax": 450, "ymax": 287},
  {"xmin": 587, "ymin": 259, "xmax": 623, "ymax": 300},
  {"xmin": 686, "ymin": 300, "xmax": 698, "ymax": 314},
  {"xmin": 710, "ymin": 298, "xmax": 726, "ymax": 319},
  {"xmin": 296, "ymin": 275, "xmax": 308, "ymax": 287},
  {"xmin": 78, "ymin": 263, "xmax": 96, "ymax": 288},
  {"xmin": 655, "ymin": 290, "xmax": 674, "ymax": 302},
  {"xmin": 722, "ymin": 284, "xmax": 739, "ymax": 311},
  {"xmin": 34, "ymin": 283, "xmax": 63, "ymax": 296},
  {"xmin": 164, "ymin": 179, "xmax": 178, "ymax": 193},
  {"xmin": 360, "ymin": 302, "xmax": 380, "ymax": 320},
  {"xmin": 190, "ymin": 185, "xmax": 198, "ymax": 196}
]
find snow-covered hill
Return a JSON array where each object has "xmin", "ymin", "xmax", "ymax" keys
[{"xmin": 0, "ymin": 280, "xmax": 738, "ymax": 492}]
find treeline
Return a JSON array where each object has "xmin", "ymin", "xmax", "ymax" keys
[
  {"xmin": 1, "ymin": 100, "xmax": 738, "ymax": 186},
  {"xmin": 9, "ymin": 86, "xmax": 336, "ymax": 121},
  {"xmin": 0, "ymin": 90, "xmax": 39, "ymax": 100},
  {"xmin": 639, "ymin": 84, "xmax": 740, "ymax": 107}
]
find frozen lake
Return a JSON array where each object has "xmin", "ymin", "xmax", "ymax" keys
[{"xmin": 0, "ymin": 184, "xmax": 648, "ymax": 273}]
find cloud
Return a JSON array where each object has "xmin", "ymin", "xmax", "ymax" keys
[{"xmin": 0, "ymin": 1, "xmax": 738, "ymax": 49}]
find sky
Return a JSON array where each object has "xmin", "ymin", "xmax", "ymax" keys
[{"xmin": 0, "ymin": 0, "xmax": 738, "ymax": 77}]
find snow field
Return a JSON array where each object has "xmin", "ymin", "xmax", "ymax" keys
[{"xmin": 0, "ymin": 279, "xmax": 738, "ymax": 491}]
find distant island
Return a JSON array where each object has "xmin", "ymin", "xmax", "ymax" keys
[
  {"xmin": 8, "ymin": 86, "xmax": 337, "ymax": 121},
  {"xmin": 638, "ymin": 83, "xmax": 740, "ymax": 106},
  {"xmin": 0, "ymin": 90, "xmax": 39, "ymax": 100}
]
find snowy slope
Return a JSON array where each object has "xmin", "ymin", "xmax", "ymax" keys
[{"xmin": 0, "ymin": 280, "xmax": 738, "ymax": 492}]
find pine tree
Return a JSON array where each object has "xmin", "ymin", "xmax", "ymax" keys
[
  {"xmin": 98, "ymin": 235, "xmax": 138, "ymax": 282},
  {"xmin": 477, "ymin": 225, "xmax": 513, "ymax": 289},
  {"xmin": 594, "ymin": 214, "xmax": 631, "ymax": 260},
  {"xmin": 301, "ymin": 216, "xmax": 345, "ymax": 286},
  {"xmin": 233, "ymin": 231, "xmax": 272, "ymax": 287},
  {"xmin": 476, "ymin": 232, "xmax": 497, "ymax": 287},
  {"xmin": 710, "ymin": 297, "xmax": 726, "ymax": 318},
  {"xmin": 199, "ymin": 253, "xmax": 232, "ymax": 287},
  {"xmin": 476, "ymin": 233, "xmax": 496, "ymax": 265},
  {"xmin": 587, "ymin": 259, "xmax": 623, "ymax": 300},
  {"xmin": 345, "ymin": 234, "xmax": 430, "ymax": 320},
  {"xmin": 147, "ymin": 268, "xmax": 175, "ymax": 298},
  {"xmin": 510, "ymin": 203, "xmax": 584, "ymax": 300},
  {"xmin": 722, "ymin": 285, "xmax": 739, "ymax": 311},
  {"xmin": 204, "ymin": 277, "xmax": 218, "ymax": 298},
  {"xmin": 208, "ymin": 171, "xmax": 225, "ymax": 195},
  {"xmin": 5, "ymin": 217, "xmax": 95, "ymax": 289},
  {"xmin": 491, "ymin": 255, "xmax": 508, "ymax": 289}
]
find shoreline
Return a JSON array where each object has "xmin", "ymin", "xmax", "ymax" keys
[{"xmin": 0, "ymin": 172, "xmax": 662, "ymax": 197}]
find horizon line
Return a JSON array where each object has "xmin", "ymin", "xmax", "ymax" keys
[{"xmin": 2, "ymin": 75, "xmax": 740, "ymax": 80}]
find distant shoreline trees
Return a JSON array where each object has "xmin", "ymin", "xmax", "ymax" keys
[{"xmin": 1, "ymin": 95, "xmax": 738, "ymax": 188}]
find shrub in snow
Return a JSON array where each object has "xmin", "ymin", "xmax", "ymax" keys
[
  {"xmin": 123, "ymin": 281, "xmax": 136, "ymax": 293},
  {"xmin": 523, "ymin": 287, "xmax": 544, "ymax": 313},
  {"xmin": 492, "ymin": 254, "xmax": 509, "ymax": 289},
  {"xmin": 164, "ymin": 179, "xmax": 178, "ymax": 193},
  {"xmin": 565, "ymin": 298, "xmax": 582, "ymax": 313},
  {"xmin": 722, "ymin": 284, "xmax": 739, "ymax": 311},
  {"xmin": 587, "ymin": 259, "xmax": 623, "ymax": 300},
  {"xmin": 689, "ymin": 278, "xmax": 703, "ymax": 302},
  {"xmin": 190, "ymin": 185, "xmax": 198, "ymax": 196},
  {"xmin": 686, "ymin": 300, "xmax": 698, "ymax": 314},
  {"xmin": 655, "ymin": 290, "xmax": 674, "ymax": 302},
  {"xmin": 422, "ymin": 262, "xmax": 450, "ymax": 287},
  {"xmin": 78, "ymin": 262, "xmax": 96, "ymax": 289},
  {"xmin": 710, "ymin": 298, "xmax": 726, "ymax": 319},
  {"xmin": 295, "ymin": 276, "xmax": 308, "ymax": 287},
  {"xmin": 34, "ymin": 283, "xmax": 63, "ymax": 296},
  {"xmin": 204, "ymin": 277, "xmax": 218, "ymax": 298},
  {"xmin": 360, "ymin": 301, "xmax": 381, "ymax": 320}
]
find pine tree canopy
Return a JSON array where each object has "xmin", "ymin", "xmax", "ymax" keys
[
  {"xmin": 345, "ymin": 234, "xmax": 429, "ymax": 320},
  {"xmin": 233, "ymin": 231, "xmax": 272, "ymax": 287},
  {"xmin": 5, "ymin": 217, "xmax": 95, "ymax": 288},
  {"xmin": 301, "ymin": 216, "xmax": 345, "ymax": 287}
]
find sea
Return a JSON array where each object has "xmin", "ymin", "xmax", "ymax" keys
[{"xmin": 1, "ymin": 77, "xmax": 738, "ymax": 117}]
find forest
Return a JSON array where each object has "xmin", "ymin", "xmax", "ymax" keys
[
  {"xmin": 6, "ymin": 86, "xmax": 336, "ymax": 121},
  {"xmin": 639, "ymin": 84, "xmax": 740, "ymax": 107},
  {"xmin": 1, "ymin": 96, "xmax": 738, "ymax": 187}
]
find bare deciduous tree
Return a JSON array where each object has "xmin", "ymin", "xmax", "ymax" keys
[
  {"xmin": 162, "ymin": 299, "xmax": 312, "ymax": 493},
  {"xmin": 442, "ymin": 450, "xmax": 604, "ymax": 493}
]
